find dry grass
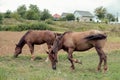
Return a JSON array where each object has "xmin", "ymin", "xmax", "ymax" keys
[
  {"xmin": 0, "ymin": 31, "xmax": 120, "ymax": 56},
  {"xmin": 0, "ymin": 31, "xmax": 48, "ymax": 56}
]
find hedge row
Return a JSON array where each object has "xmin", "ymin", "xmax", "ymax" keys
[{"xmin": 0, "ymin": 22, "xmax": 53, "ymax": 31}]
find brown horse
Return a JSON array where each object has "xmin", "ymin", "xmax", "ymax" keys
[
  {"xmin": 49, "ymin": 30, "xmax": 107, "ymax": 72},
  {"xmin": 14, "ymin": 30, "xmax": 61, "ymax": 61}
]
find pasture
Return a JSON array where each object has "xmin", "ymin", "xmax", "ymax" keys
[
  {"xmin": 0, "ymin": 21, "xmax": 120, "ymax": 80},
  {"xmin": 0, "ymin": 50, "xmax": 120, "ymax": 80}
]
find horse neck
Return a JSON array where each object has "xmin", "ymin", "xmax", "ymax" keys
[{"xmin": 17, "ymin": 37, "xmax": 25, "ymax": 49}]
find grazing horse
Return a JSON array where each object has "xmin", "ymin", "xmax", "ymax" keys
[
  {"xmin": 49, "ymin": 30, "xmax": 107, "ymax": 72},
  {"xmin": 14, "ymin": 30, "xmax": 61, "ymax": 61}
]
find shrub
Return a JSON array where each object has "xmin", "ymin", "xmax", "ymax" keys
[
  {"xmin": 0, "ymin": 13, "xmax": 3, "ymax": 24},
  {"xmin": 45, "ymin": 19, "xmax": 55, "ymax": 25},
  {"xmin": 0, "ymin": 22, "xmax": 53, "ymax": 31}
]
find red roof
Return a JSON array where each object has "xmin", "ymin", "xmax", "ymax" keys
[{"xmin": 53, "ymin": 14, "xmax": 61, "ymax": 18}]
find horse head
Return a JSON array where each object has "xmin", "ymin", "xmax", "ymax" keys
[
  {"xmin": 14, "ymin": 44, "xmax": 22, "ymax": 58},
  {"xmin": 48, "ymin": 34, "xmax": 64, "ymax": 70}
]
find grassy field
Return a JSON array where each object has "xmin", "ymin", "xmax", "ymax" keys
[{"xmin": 0, "ymin": 50, "xmax": 120, "ymax": 80}]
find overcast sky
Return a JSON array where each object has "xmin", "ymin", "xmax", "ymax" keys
[{"xmin": 0, "ymin": 0, "xmax": 120, "ymax": 16}]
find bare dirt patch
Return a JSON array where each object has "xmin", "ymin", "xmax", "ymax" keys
[{"xmin": 0, "ymin": 31, "xmax": 120, "ymax": 55}]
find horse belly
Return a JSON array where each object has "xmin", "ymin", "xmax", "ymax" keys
[{"xmin": 75, "ymin": 43, "xmax": 93, "ymax": 51}]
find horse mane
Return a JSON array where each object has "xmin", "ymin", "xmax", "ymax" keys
[
  {"xmin": 17, "ymin": 30, "xmax": 31, "ymax": 47},
  {"xmin": 59, "ymin": 31, "xmax": 72, "ymax": 39},
  {"xmin": 85, "ymin": 33, "xmax": 107, "ymax": 40},
  {"xmin": 52, "ymin": 31, "xmax": 72, "ymax": 54}
]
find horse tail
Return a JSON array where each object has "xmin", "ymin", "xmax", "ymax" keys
[{"xmin": 85, "ymin": 34, "xmax": 107, "ymax": 40}]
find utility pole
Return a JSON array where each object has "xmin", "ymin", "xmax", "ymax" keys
[{"xmin": 116, "ymin": 12, "xmax": 119, "ymax": 22}]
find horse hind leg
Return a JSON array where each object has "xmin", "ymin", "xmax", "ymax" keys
[
  {"xmin": 45, "ymin": 45, "xmax": 52, "ymax": 62},
  {"xmin": 67, "ymin": 48, "xmax": 77, "ymax": 70},
  {"xmin": 95, "ymin": 47, "xmax": 107, "ymax": 72}
]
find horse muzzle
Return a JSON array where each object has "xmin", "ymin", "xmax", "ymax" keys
[
  {"xmin": 52, "ymin": 65, "xmax": 56, "ymax": 70},
  {"xmin": 13, "ymin": 54, "xmax": 18, "ymax": 58}
]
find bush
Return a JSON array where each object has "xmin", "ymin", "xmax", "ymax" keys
[
  {"xmin": 0, "ymin": 22, "xmax": 54, "ymax": 31},
  {"xmin": 45, "ymin": 19, "xmax": 55, "ymax": 25},
  {"xmin": 0, "ymin": 13, "xmax": 3, "ymax": 24}
]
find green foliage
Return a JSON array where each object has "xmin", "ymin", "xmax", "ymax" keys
[
  {"xmin": 94, "ymin": 6, "xmax": 107, "ymax": 20},
  {"xmin": 45, "ymin": 19, "xmax": 55, "ymax": 25},
  {"xmin": 11, "ymin": 12, "xmax": 21, "ymax": 20},
  {"xmin": 4, "ymin": 10, "xmax": 12, "ymax": 18},
  {"xmin": 25, "ymin": 4, "xmax": 41, "ymax": 20},
  {"xmin": 106, "ymin": 13, "xmax": 115, "ymax": 22},
  {"xmin": 40, "ymin": 9, "xmax": 52, "ymax": 20},
  {"xmin": 0, "ymin": 22, "xmax": 53, "ymax": 31},
  {"xmin": 66, "ymin": 13, "xmax": 75, "ymax": 21},
  {"xmin": 0, "ymin": 13, "xmax": 3, "ymax": 24},
  {"xmin": 25, "ymin": 10, "xmax": 38, "ymax": 20},
  {"xmin": 59, "ymin": 17, "xmax": 67, "ymax": 21},
  {"xmin": 17, "ymin": 5, "xmax": 27, "ymax": 18}
]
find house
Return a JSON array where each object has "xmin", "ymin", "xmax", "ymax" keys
[
  {"xmin": 74, "ymin": 10, "xmax": 93, "ymax": 22},
  {"xmin": 53, "ymin": 13, "xmax": 61, "ymax": 20}
]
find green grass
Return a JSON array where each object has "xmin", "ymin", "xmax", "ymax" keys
[
  {"xmin": 0, "ymin": 50, "xmax": 120, "ymax": 80},
  {"xmin": 107, "ymin": 36, "xmax": 120, "ymax": 42}
]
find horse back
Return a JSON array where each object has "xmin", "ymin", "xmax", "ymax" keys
[
  {"xmin": 24, "ymin": 30, "xmax": 55, "ymax": 44},
  {"xmin": 62, "ymin": 31, "xmax": 107, "ymax": 51}
]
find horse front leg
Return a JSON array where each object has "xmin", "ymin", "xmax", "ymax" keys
[
  {"xmin": 27, "ymin": 43, "xmax": 34, "ymax": 61},
  {"xmin": 95, "ymin": 47, "xmax": 107, "ymax": 72},
  {"xmin": 67, "ymin": 48, "xmax": 75, "ymax": 70}
]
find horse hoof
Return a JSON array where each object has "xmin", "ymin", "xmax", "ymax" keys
[
  {"xmin": 52, "ymin": 66, "xmax": 56, "ymax": 70},
  {"xmin": 79, "ymin": 61, "xmax": 82, "ymax": 64}
]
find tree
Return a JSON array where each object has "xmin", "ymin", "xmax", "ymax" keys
[
  {"xmin": 25, "ymin": 4, "xmax": 41, "ymax": 20},
  {"xmin": 106, "ymin": 13, "xmax": 115, "ymax": 22},
  {"xmin": 11, "ymin": 12, "xmax": 21, "ymax": 20},
  {"xmin": 17, "ymin": 5, "xmax": 27, "ymax": 18},
  {"xmin": 29, "ymin": 4, "xmax": 40, "ymax": 13},
  {"xmin": 25, "ymin": 10, "xmax": 39, "ymax": 20},
  {"xmin": 4, "ymin": 10, "xmax": 12, "ymax": 18},
  {"xmin": 40, "ymin": 9, "xmax": 52, "ymax": 20},
  {"xmin": 66, "ymin": 14, "xmax": 75, "ymax": 21},
  {"xmin": 94, "ymin": 6, "xmax": 107, "ymax": 20},
  {"xmin": 0, "ymin": 13, "xmax": 3, "ymax": 24}
]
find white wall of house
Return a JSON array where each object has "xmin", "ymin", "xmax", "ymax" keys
[
  {"xmin": 74, "ymin": 12, "xmax": 81, "ymax": 19},
  {"xmin": 74, "ymin": 11, "xmax": 93, "ymax": 22},
  {"xmin": 118, "ymin": 17, "xmax": 120, "ymax": 23},
  {"xmin": 79, "ymin": 17, "xmax": 91, "ymax": 22}
]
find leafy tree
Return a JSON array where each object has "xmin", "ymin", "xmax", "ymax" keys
[
  {"xmin": 106, "ymin": 13, "xmax": 115, "ymax": 22},
  {"xmin": 17, "ymin": 5, "xmax": 27, "ymax": 18},
  {"xmin": 25, "ymin": 10, "xmax": 39, "ymax": 20},
  {"xmin": 66, "ymin": 14, "xmax": 75, "ymax": 21},
  {"xmin": 29, "ymin": 4, "xmax": 40, "ymax": 13},
  {"xmin": 11, "ymin": 12, "xmax": 21, "ymax": 20},
  {"xmin": 40, "ymin": 9, "xmax": 52, "ymax": 20},
  {"xmin": 0, "ymin": 13, "xmax": 3, "ymax": 24},
  {"xmin": 4, "ymin": 10, "xmax": 12, "ymax": 18},
  {"xmin": 25, "ymin": 4, "xmax": 41, "ymax": 20},
  {"xmin": 94, "ymin": 6, "xmax": 107, "ymax": 20}
]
